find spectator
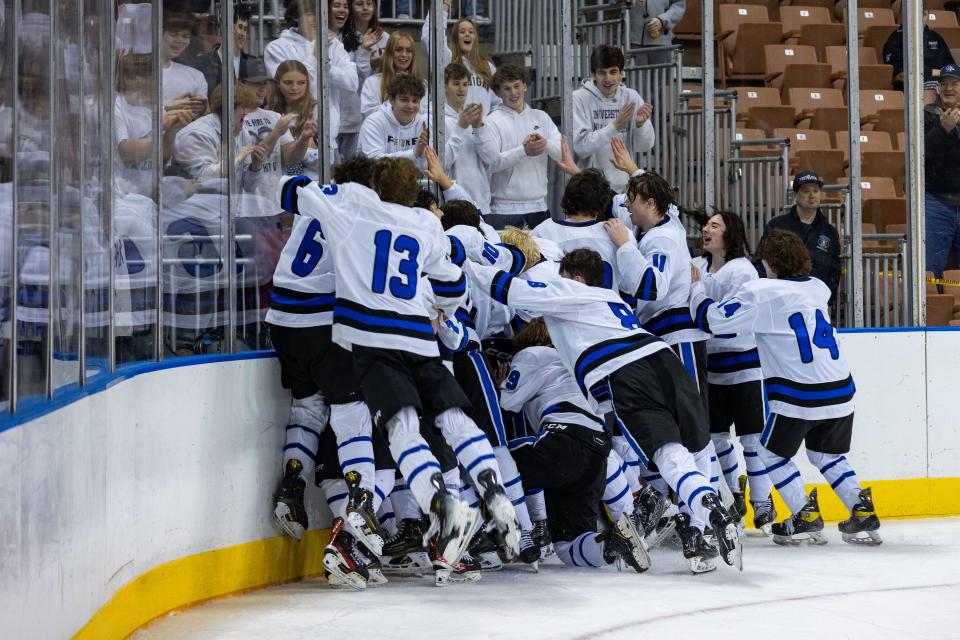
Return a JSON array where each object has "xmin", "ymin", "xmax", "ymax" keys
[
  {"xmin": 924, "ymin": 63, "xmax": 960, "ymax": 278},
  {"xmin": 626, "ymin": 0, "xmax": 685, "ymax": 65},
  {"xmin": 758, "ymin": 172, "xmax": 841, "ymax": 305},
  {"xmin": 883, "ymin": 1, "xmax": 955, "ymax": 91},
  {"xmin": 339, "ymin": 0, "xmax": 389, "ymax": 159},
  {"xmin": 269, "ymin": 60, "xmax": 321, "ymax": 179},
  {"xmin": 161, "ymin": 12, "xmax": 209, "ymax": 118},
  {"xmin": 358, "ymin": 74, "xmax": 429, "ymax": 167},
  {"xmin": 573, "ymin": 45, "xmax": 655, "ymax": 193},
  {"xmin": 191, "ymin": 3, "xmax": 255, "ymax": 98},
  {"xmin": 422, "ymin": 1, "xmax": 499, "ymax": 113},
  {"xmin": 443, "ymin": 62, "xmax": 490, "ymax": 214},
  {"xmin": 476, "ymin": 64, "xmax": 563, "ymax": 230},
  {"xmin": 265, "ymin": 0, "xmax": 318, "ymax": 88},
  {"xmin": 359, "ymin": 31, "xmax": 425, "ymax": 119}
]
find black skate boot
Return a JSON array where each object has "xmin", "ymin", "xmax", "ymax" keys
[
  {"xmin": 476, "ymin": 469, "xmax": 521, "ymax": 560},
  {"xmin": 274, "ymin": 459, "xmax": 307, "ymax": 541},
  {"xmin": 343, "ymin": 470, "xmax": 386, "ymax": 556},
  {"xmin": 675, "ymin": 512, "xmax": 718, "ymax": 574},
  {"xmin": 531, "ymin": 519, "xmax": 554, "ymax": 558},
  {"xmin": 600, "ymin": 513, "xmax": 651, "ymax": 573},
  {"xmin": 353, "ymin": 539, "xmax": 388, "ymax": 586},
  {"xmin": 751, "ymin": 497, "xmax": 777, "ymax": 536},
  {"xmin": 731, "ymin": 475, "xmax": 748, "ymax": 524},
  {"xmin": 427, "ymin": 472, "xmax": 479, "ymax": 569},
  {"xmin": 517, "ymin": 530, "xmax": 541, "ymax": 568},
  {"xmin": 838, "ymin": 487, "xmax": 882, "ymax": 546},
  {"xmin": 467, "ymin": 527, "xmax": 503, "ymax": 571},
  {"xmin": 634, "ymin": 483, "xmax": 672, "ymax": 537},
  {"xmin": 382, "ymin": 517, "xmax": 431, "ymax": 575},
  {"xmin": 702, "ymin": 492, "xmax": 743, "ymax": 570},
  {"xmin": 772, "ymin": 488, "xmax": 827, "ymax": 546},
  {"xmin": 323, "ymin": 516, "xmax": 370, "ymax": 590}
]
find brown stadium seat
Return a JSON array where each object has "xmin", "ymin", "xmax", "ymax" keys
[
  {"xmin": 940, "ymin": 270, "xmax": 960, "ymax": 311},
  {"xmin": 794, "ymin": 148, "xmax": 846, "ymax": 183},
  {"xmin": 927, "ymin": 10, "xmax": 960, "ymax": 29},
  {"xmin": 837, "ymin": 176, "xmax": 898, "ymax": 201},
  {"xmin": 733, "ymin": 127, "xmax": 780, "ymax": 157},
  {"xmin": 861, "ymin": 151, "xmax": 907, "ymax": 195},
  {"xmin": 781, "ymin": 6, "xmax": 835, "ymax": 42},
  {"xmin": 799, "ymin": 23, "xmax": 847, "ymax": 61},
  {"xmin": 834, "ymin": 130, "xmax": 894, "ymax": 164},
  {"xmin": 674, "ymin": 0, "xmax": 704, "ymax": 42},
  {"xmin": 875, "ymin": 109, "xmax": 906, "ymax": 137},
  {"xmin": 927, "ymin": 294, "xmax": 956, "ymax": 326},
  {"xmin": 764, "ymin": 44, "xmax": 832, "ymax": 95},
  {"xmin": 862, "ymin": 25, "xmax": 900, "ymax": 60},
  {"xmin": 736, "ymin": 87, "xmax": 799, "ymax": 135},
  {"xmin": 845, "ymin": 7, "xmax": 897, "ymax": 38},
  {"xmin": 860, "ymin": 90, "xmax": 905, "ymax": 128},
  {"xmin": 885, "ymin": 223, "xmax": 908, "ymax": 236},
  {"xmin": 775, "ymin": 127, "xmax": 833, "ymax": 151},
  {"xmin": 927, "ymin": 271, "xmax": 940, "ymax": 296},
  {"xmin": 896, "ymin": 131, "xmax": 905, "ymax": 150},
  {"xmin": 718, "ymin": 5, "xmax": 785, "ymax": 85},
  {"xmin": 738, "ymin": 0, "xmax": 785, "ymax": 22},
  {"xmin": 786, "ymin": 87, "xmax": 845, "ymax": 128},
  {"xmin": 935, "ymin": 26, "xmax": 960, "ymax": 49},
  {"xmin": 863, "ymin": 198, "xmax": 907, "ymax": 231}
]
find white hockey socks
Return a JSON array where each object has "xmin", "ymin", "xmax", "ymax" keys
[
  {"xmin": 329, "ymin": 401, "xmax": 375, "ymax": 494},
  {"xmin": 374, "ymin": 468, "xmax": 396, "ymax": 513},
  {"xmin": 391, "ymin": 481, "xmax": 422, "ymax": 522},
  {"xmin": 321, "ymin": 478, "xmax": 349, "ymax": 520},
  {"xmin": 757, "ymin": 446, "xmax": 808, "ymax": 514},
  {"xmin": 711, "ymin": 432, "xmax": 740, "ymax": 493},
  {"xmin": 555, "ymin": 532, "xmax": 606, "ymax": 568},
  {"xmin": 494, "ymin": 446, "xmax": 533, "ymax": 531},
  {"xmin": 387, "ymin": 407, "xmax": 444, "ymax": 513},
  {"xmin": 611, "ymin": 436, "xmax": 642, "ymax": 494},
  {"xmin": 378, "ymin": 495, "xmax": 397, "ymax": 538},
  {"xmin": 284, "ymin": 393, "xmax": 329, "ymax": 479},
  {"xmin": 525, "ymin": 489, "xmax": 547, "ymax": 522},
  {"xmin": 807, "ymin": 450, "xmax": 863, "ymax": 511},
  {"xmin": 740, "ymin": 434, "xmax": 773, "ymax": 503},
  {"xmin": 653, "ymin": 442, "xmax": 717, "ymax": 532},
  {"xmin": 436, "ymin": 407, "xmax": 502, "ymax": 487},
  {"xmin": 603, "ymin": 451, "xmax": 634, "ymax": 521}
]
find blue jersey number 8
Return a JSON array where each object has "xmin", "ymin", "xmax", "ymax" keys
[{"xmin": 608, "ymin": 302, "xmax": 641, "ymax": 329}]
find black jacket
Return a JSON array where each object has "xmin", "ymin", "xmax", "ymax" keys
[
  {"xmin": 883, "ymin": 25, "xmax": 955, "ymax": 88},
  {"xmin": 924, "ymin": 99, "xmax": 960, "ymax": 201},
  {"xmin": 188, "ymin": 47, "xmax": 257, "ymax": 101},
  {"xmin": 759, "ymin": 206, "xmax": 842, "ymax": 305}
]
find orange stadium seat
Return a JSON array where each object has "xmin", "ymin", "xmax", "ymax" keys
[
  {"xmin": 862, "ymin": 24, "xmax": 900, "ymax": 60},
  {"xmin": 861, "ymin": 151, "xmax": 906, "ymax": 195},
  {"xmin": 764, "ymin": 44, "xmax": 833, "ymax": 94},
  {"xmin": 837, "ymin": 176, "xmax": 898, "ymax": 201},
  {"xmin": 718, "ymin": 5, "xmax": 785, "ymax": 85},
  {"xmin": 794, "ymin": 148, "xmax": 846, "ymax": 182},
  {"xmin": 835, "ymin": 130, "xmax": 894, "ymax": 164},
  {"xmin": 927, "ymin": 10, "xmax": 960, "ymax": 29},
  {"xmin": 846, "ymin": 7, "xmax": 896, "ymax": 37},
  {"xmin": 860, "ymin": 90, "xmax": 905, "ymax": 127},
  {"xmin": 781, "ymin": 6, "xmax": 835, "ymax": 42},
  {"xmin": 775, "ymin": 127, "xmax": 833, "ymax": 152},
  {"xmin": 738, "ymin": 0, "xmax": 785, "ymax": 22},
  {"xmin": 927, "ymin": 294, "xmax": 956, "ymax": 326},
  {"xmin": 786, "ymin": 87, "xmax": 845, "ymax": 128},
  {"xmin": 736, "ymin": 87, "xmax": 799, "ymax": 135},
  {"xmin": 864, "ymin": 198, "xmax": 907, "ymax": 230},
  {"xmin": 935, "ymin": 26, "xmax": 960, "ymax": 49},
  {"xmin": 799, "ymin": 23, "xmax": 847, "ymax": 60},
  {"xmin": 824, "ymin": 47, "xmax": 893, "ymax": 90}
]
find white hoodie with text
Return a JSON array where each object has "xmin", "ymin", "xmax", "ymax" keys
[{"xmin": 357, "ymin": 102, "xmax": 428, "ymax": 170}]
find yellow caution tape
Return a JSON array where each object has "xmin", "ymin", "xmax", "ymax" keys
[{"xmin": 873, "ymin": 272, "xmax": 960, "ymax": 287}]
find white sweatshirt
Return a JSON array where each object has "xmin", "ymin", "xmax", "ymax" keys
[
  {"xmin": 421, "ymin": 9, "xmax": 501, "ymax": 114},
  {"xmin": 572, "ymin": 79, "xmax": 655, "ymax": 192},
  {"xmin": 476, "ymin": 103, "xmax": 562, "ymax": 215},
  {"xmin": 340, "ymin": 30, "xmax": 390, "ymax": 134},
  {"xmin": 357, "ymin": 102, "xmax": 428, "ymax": 169},
  {"xmin": 444, "ymin": 103, "xmax": 491, "ymax": 215},
  {"xmin": 360, "ymin": 73, "xmax": 428, "ymax": 120}
]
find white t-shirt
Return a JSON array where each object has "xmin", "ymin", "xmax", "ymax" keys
[
  {"xmin": 114, "ymin": 94, "xmax": 155, "ymax": 196},
  {"xmin": 162, "ymin": 61, "xmax": 208, "ymax": 104}
]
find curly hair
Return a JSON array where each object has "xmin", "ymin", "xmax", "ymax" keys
[
  {"xmin": 513, "ymin": 317, "xmax": 552, "ymax": 350},
  {"xmin": 373, "ymin": 157, "xmax": 421, "ymax": 206},
  {"xmin": 414, "ymin": 189, "xmax": 439, "ymax": 211},
  {"xmin": 626, "ymin": 171, "xmax": 674, "ymax": 216},
  {"xmin": 440, "ymin": 200, "xmax": 481, "ymax": 231},
  {"xmin": 492, "ymin": 64, "xmax": 528, "ymax": 92},
  {"xmin": 760, "ymin": 229, "xmax": 812, "ymax": 278},
  {"xmin": 387, "ymin": 74, "xmax": 426, "ymax": 100},
  {"xmin": 499, "ymin": 227, "xmax": 541, "ymax": 267},
  {"xmin": 561, "ymin": 169, "xmax": 612, "ymax": 219},
  {"xmin": 333, "ymin": 153, "xmax": 376, "ymax": 188},
  {"xmin": 559, "ymin": 248, "xmax": 605, "ymax": 287}
]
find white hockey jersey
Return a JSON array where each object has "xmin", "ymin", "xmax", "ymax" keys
[
  {"xmin": 616, "ymin": 211, "xmax": 708, "ymax": 345},
  {"xmin": 691, "ymin": 255, "xmax": 762, "ymax": 385},
  {"xmin": 690, "ymin": 276, "xmax": 855, "ymax": 420},
  {"xmin": 531, "ymin": 218, "xmax": 622, "ymax": 291},
  {"xmin": 265, "ymin": 214, "xmax": 335, "ymax": 328},
  {"xmin": 464, "ymin": 262, "xmax": 670, "ymax": 401},
  {"xmin": 279, "ymin": 176, "xmax": 466, "ymax": 357},
  {"xmin": 500, "ymin": 345, "xmax": 606, "ymax": 433}
]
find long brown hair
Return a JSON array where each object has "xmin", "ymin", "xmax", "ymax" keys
[
  {"xmin": 448, "ymin": 18, "xmax": 493, "ymax": 89},
  {"xmin": 379, "ymin": 31, "xmax": 421, "ymax": 102},
  {"xmin": 269, "ymin": 60, "xmax": 317, "ymax": 138}
]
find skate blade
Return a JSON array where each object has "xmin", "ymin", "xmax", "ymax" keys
[
  {"xmin": 478, "ymin": 551, "xmax": 503, "ymax": 571},
  {"xmin": 367, "ymin": 569, "xmax": 389, "ymax": 586},
  {"xmin": 433, "ymin": 563, "xmax": 481, "ymax": 587},
  {"xmin": 645, "ymin": 519, "xmax": 677, "ymax": 550},
  {"xmin": 772, "ymin": 531, "xmax": 828, "ymax": 546},
  {"xmin": 689, "ymin": 556, "xmax": 717, "ymax": 574},
  {"xmin": 842, "ymin": 530, "xmax": 883, "ymax": 546},
  {"xmin": 323, "ymin": 554, "xmax": 367, "ymax": 591},
  {"xmin": 345, "ymin": 512, "xmax": 385, "ymax": 556},
  {"xmin": 539, "ymin": 543, "xmax": 555, "ymax": 558},
  {"xmin": 617, "ymin": 514, "xmax": 652, "ymax": 572},
  {"xmin": 382, "ymin": 551, "xmax": 432, "ymax": 576},
  {"xmin": 486, "ymin": 494, "xmax": 521, "ymax": 559},
  {"xmin": 274, "ymin": 504, "xmax": 304, "ymax": 541}
]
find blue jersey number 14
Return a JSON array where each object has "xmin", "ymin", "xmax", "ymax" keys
[{"xmin": 788, "ymin": 310, "xmax": 840, "ymax": 364}]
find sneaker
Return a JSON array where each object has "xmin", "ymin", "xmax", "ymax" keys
[
  {"xmin": 772, "ymin": 488, "xmax": 827, "ymax": 546},
  {"xmin": 274, "ymin": 459, "xmax": 307, "ymax": 541},
  {"xmin": 838, "ymin": 487, "xmax": 882, "ymax": 546},
  {"xmin": 323, "ymin": 517, "xmax": 370, "ymax": 590},
  {"xmin": 344, "ymin": 470, "xmax": 386, "ymax": 556}
]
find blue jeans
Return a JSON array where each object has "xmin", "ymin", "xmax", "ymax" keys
[{"xmin": 924, "ymin": 193, "xmax": 960, "ymax": 277}]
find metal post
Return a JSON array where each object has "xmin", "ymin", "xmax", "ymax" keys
[
  {"xmin": 317, "ymin": 0, "xmax": 332, "ymax": 183},
  {"xmin": 259, "ymin": 0, "xmax": 265, "ymax": 55},
  {"xmin": 152, "ymin": 0, "xmax": 163, "ymax": 361},
  {"xmin": 429, "ymin": 0, "xmax": 447, "ymax": 175},
  {"xmin": 224, "ymin": 0, "xmax": 237, "ymax": 353},
  {"xmin": 702, "ymin": 0, "xmax": 716, "ymax": 211},
  {"xmin": 78, "ymin": 0, "xmax": 87, "ymax": 384},
  {"xmin": 104, "ymin": 0, "xmax": 116, "ymax": 373},
  {"xmin": 845, "ymin": 0, "xmax": 864, "ymax": 328},
  {"xmin": 560, "ymin": 0, "xmax": 575, "ymax": 143},
  {"xmin": 8, "ymin": 0, "xmax": 20, "ymax": 410},
  {"xmin": 46, "ymin": 0, "xmax": 57, "ymax": 397},
  {"xmin": 903, "ymin": 0, "xmax": 925, "ymax": 326}
]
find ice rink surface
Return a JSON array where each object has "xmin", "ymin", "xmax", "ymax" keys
[{"xmin": 135, "ymin": 519, "xmax": 960, "ymax": 640}]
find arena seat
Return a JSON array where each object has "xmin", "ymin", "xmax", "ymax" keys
[
  {"xmin": 781, "ymin": 6, "xmax": 835, "ymax": 42},
  {"xmin": 896, "ymin": 131, "xmax": 905, "ymax": 150},
  {"xmin": 927, "ymin": 10, "xmax": 960, "ymax": 29},
  {"xmin": 674, "ymin": 0, "xmax": 704, "ymax": 42},
  {"xmin": 736, "ymin": 87, "xmax": 799, "ymax": 135},
  {"xmin": 934, "ymin": 26, "xmax": 960, "ymax": 49},
  {"xmin": 927, "ymin": 271, "xmax": 940, "ymax": 296},
  {"xmin": 863, "ymin": 198, "xmax": 907, "ymax": 231},
  {"xmin": 845, "ymin": 7, "xmax": 897, "ymax": 38},
  {"xmin": 861, "ymin": 151, "xmax": 906, "ymax": 195},
  {"xmin": 874, "ymin": 108, "xmax": 906, "ymax": 137},
  {"xmin": 926, "ymin": 294, "xmax": 956, "ymax": 326},
  {"xmin": 834, "ymin": 130, "xmax": 894, "ymax": 164},
  {"xmin": 940, "ymin": 270, "xmax": 960, "ymax": 311},
  {"xmin": 737, "ymin": 0, "xmax": 784, "ymax": 22},
  {"xmin": 794, "ymin": 148, "xmax": 846, "ymax": 182},
  {"xmin": 885, "ymin": 223, "xmax": 907, "ymax": 236},
  {"xmin": 719, "ymin": 5, "xmax": 785, "ymax": 84},
  {"xmin": 775, "ymin": 127, "xmax": 833, "ymax": 152},
  {"xmin": 837, "ymin": 175, "xmax": 898, "ymax": 201},
  {"xmin": 860, "ymin": 90, "xmax": 905, "ymax": 128},
  {"xmin": 862, "ymin": 24, "xmax": 899, "ymax": 59},
  {"xmin": 799, "ymin": 23, "xmax": 847, "ymax": 60},
  {"xmin": 786, "ymin": 87, "xmax": 845, "ymax": 128},
  {"xmin": 764, "ymin": 44, "xmax": 832, "ymax": 94}
]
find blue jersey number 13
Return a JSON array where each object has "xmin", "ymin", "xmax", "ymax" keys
[{"xmin": 371, "ymin": 230, "xmax": 420, "ymax": 300}]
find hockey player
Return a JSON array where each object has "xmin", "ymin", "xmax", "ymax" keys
[
  {"xmin": 499, "ymin": 318, "xmax": 649, "ymax": 572},
  {"xmin": 690, "ymin": 229, "xmax": 881, "ymax": 546},
  {"xmin": 691, "ymin": 211, "xmax": 776, "ymax": 533},
  {"xmin": 277, "ymin": 158, "xmax": 522, "ymax": 568},
  {"xmin": 358, "ymin": 75, "xmax": 429, "ymax": 168},
  {"xmin": 572, "ymin": 45, "xmax": 655, "ymax": 192},
  {"xmin": 464, "ymin": 248, "xmax": 742, "ymax": 572}
]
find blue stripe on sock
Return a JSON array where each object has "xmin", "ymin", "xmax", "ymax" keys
[
  {"xmin": 511, "ymin": 496, "xmax": 526, "ymax": 506},
  {"xmin": 686, "ymin": 485, "xmax": 714, "ymax": 507},
  {"xmin": 820, "ymin": 455, "xmax": 847, "ymax": 475},
  {"xmin": 606, "ymin": 466, "xmax": 623, "ymax": 483},
  {"xmin": 407, "ymin": 460, "xmax": 442, "ymax": 485},
  {"xmin": 766, "ymin": 458, "xmax": 791, "ymax": 473},
  {"xmin": 774, "ymin": 471, "xmax": 802, "ymax": 490},
  {"xmin": 375, "ymin": 486, "xmax": 386, "ymax": 502},
  {"xmin": 466, "ymin": 453, "xmax": 496, "ymax": 473},
  {"xmin": 717, "ymin": 445, "xmax": 735, "ymax": 458},
  {"xmin": 578, "ymin": 532, "xmax": 600, "ymax": 568},
  {"xmin": 721, "ymin": 464, "xmax": 738, "ymax": 476},
  {"xmin": 603, "ymin": 483, "xmax": 630, "ymax": 505},
  {"xmin": 710, "ymin": 476, "xmax": 720, "ymax": 483},
  {"xmin": 676, "ymin": 471, "xmax": 703, "ymax": 493},
  {"xmin": 337, "ymin": 435, "xmax": 373, "ymax": 448},
  {"xmin": 397, "ymin": 444, "xmax": 430, "ymax": 469},
  {"xmin": 287, "ymin": 423, "xmax": 323, "ymax": 440},
  {"xmin": 455, "ymin": 434, "xmax": 488, "ymax": 456},
  {"xmin": 378, "ymin": 511, "xmax": 394, "ymax": 524},
  {"xmin": 830, "ymin": 470, "xmax": 856, "ymax": 489},
  {"xmin": 505, "ymin": 475, "xmax": 523, "ymax": 488},
  {"xmin": 743, "ymin": 450, "xmax": 759, "ymax": 458},
  {"xmin": 326, "ymin": 492, "xmax": 348, "ymax": 505},
  {"xmin": 340, "ymin": 457, "xmax": 375, "ymax": 470},
  {"xmin": 284, "ymin": 442, "xmax": 318, "ymax": 462},
  {"xmin": 525, "ymin": 488, "xmax": 544, "ymax": 496}
]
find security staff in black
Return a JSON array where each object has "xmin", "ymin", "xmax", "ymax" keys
[
  {"xmin": 758, "ymin": 172, "xmax": 841, "ymax": 306},
  {"xmin": 883, "ymin": 22, "xmax": 956, "ymax": 91}
]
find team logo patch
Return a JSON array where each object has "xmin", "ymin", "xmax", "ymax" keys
[{"xmin": 817, "ymin": 235, "xmax": 831, "ymax": 251}]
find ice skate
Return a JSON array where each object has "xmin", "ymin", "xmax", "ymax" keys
[
  {"xmin": 601, "ymin": 512, "xmax": 650, "ymax": 573},
  {"xmin": 273, "ymin": 459, "xmax": 307, "ymax": 541},
  {"xmin": 517, "ymin": 530, "xmax": 541, "ymax": 568},
  {"xmin": 703, "ymin": 492, "xmax": 743, "ymax": 570},
  {"xmin": 730, "ymin": 475, "xmax": 747, "ymax": 525},
  {"xmin": 633, "ymin": 483, "xmax": 672, "ymax": 537},
  {"xmin": 381, "ymin": 517, "xmax": 431, "ymax": 574},
  {"xmin": 751, "ymin": 497, "xmax": 776, "ymax": 536},
  {"xmin": 430, "ymin": 539, "xmax": 481, "ymax": 586},
  {"xmin": 477, "ymin": 468, "xmax": 521, "ymax": 560},
  {"xmin": 322, "ymin": 517, "xmax": 370, "ymax": 590},
  {"xmin": 468, "ymin": 529, "xmax": 503, "ymax": 571},
  {"xmin": 354, "ymin": 540, "xmax": 388, "ymax": 586},
  {"xmin": 676, "ymin": 512, "xmax": 718, "ymax": 574},
  {"xmin": 427, "ymin": 473, "xmax": 479, "ymax": 568},
  {"xmin": 531, "ymin": 519, "xmax": 554, "ymax": 558},
  {"xmin": 344, "ymin": 470, "xmax": 386, "ymax": 556},
  {"xmin": 839, "ymin": 487, "xmax": 882, "ymax": 546},
  {"xmin": 772, "ymin": 488, "xmax": 827, "ymax": 546}
]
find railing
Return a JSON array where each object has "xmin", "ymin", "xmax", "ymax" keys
[
  {"xmin": 725, "ymin": 137, "xmax": 790, "ymax": 250},
  {"xmin": 624, "ymin": 45, "xmax": 683, "ymax": 181},
  {"xmin": 859, "ymin": 234, "xmax": 910, "ymax": 328}
]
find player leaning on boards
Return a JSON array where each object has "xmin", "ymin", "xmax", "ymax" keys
[{"xmin": 690, "ymin": 229, "xmax": 882, "ymax": 546}]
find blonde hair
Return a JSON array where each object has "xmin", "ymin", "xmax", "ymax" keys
[
  {"xmin": 449, "ymin": 18, "xmax": 494, "ymax": 88},
  {"xmin": 513, "ymin": 317, "xmax": 552, "ymax": 350},
  {"xmin": 380, "ymin": 32, "xmax": 422, "ymax": 102},
  {"xmin": 499, "ymin": 227, "xmax": 541, "ymax": 268}
]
